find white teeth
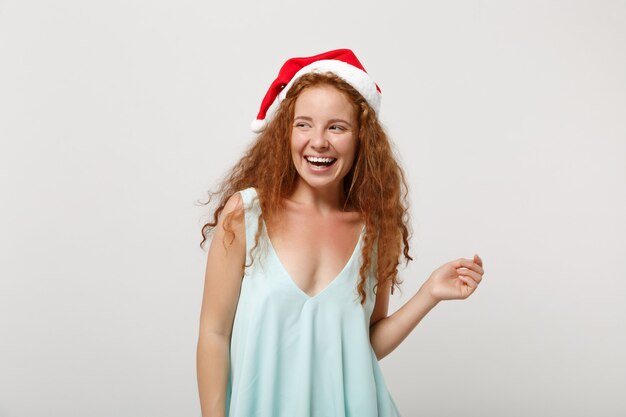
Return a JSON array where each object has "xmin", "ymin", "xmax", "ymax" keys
[{"xmin": 305, "ymin": 156, "xmax": 336, "ymax": 163}]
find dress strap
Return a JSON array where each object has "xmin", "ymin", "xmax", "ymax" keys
[{"xmin": 237, "ymin": 187, "xmax": 262, "ymax": 269}]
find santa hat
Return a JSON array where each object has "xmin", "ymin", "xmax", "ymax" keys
[{"xmin": 250, "ymin": 48, "xmax": 382, "ymax": 133}]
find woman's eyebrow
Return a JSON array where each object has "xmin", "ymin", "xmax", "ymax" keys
[
  {"xmin": 294, "ymin": 116, "xmax": 352, "ymax": 127},
  {"xmin": 328, "ymin": 118, "xmax": 352, "ymax": 127}
]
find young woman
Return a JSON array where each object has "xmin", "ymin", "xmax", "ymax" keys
[{"xmin": 196, "ymin": 49, "xmax": 485, "ymax": 417}]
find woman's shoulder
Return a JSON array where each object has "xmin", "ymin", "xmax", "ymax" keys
[{"xmin": 224, "ymin": 191, "xmax": 244, "ymax": 212}]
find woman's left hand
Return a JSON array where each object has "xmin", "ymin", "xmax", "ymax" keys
[{"xmin": 425, "ymin": 254, "xmax": 485, "ymax": 302}]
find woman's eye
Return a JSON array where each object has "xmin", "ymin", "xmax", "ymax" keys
[
  {"xmin": 330, "ymin": 125, "xmax": 345, "ymax": 131},
  {"xmin": 295, "ymin": 122, "xmax": 308, "ymax": 128}
]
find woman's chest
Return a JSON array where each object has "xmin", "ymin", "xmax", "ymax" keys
[{"xmin": 265, "ymin": 212, "xmax": 364, "ymax": 298}]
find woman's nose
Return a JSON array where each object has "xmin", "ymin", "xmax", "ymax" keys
[{"xmin": 310, "ymin": 128, "xmax": 329, "ymax": 149}]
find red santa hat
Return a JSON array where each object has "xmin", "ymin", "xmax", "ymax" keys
[{"xmin": 250, "ymin": 48, "xmax": 382, "ymax": 133}]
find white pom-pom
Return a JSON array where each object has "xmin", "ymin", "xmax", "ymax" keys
[{"xmin": 250, "ymin": 119, "xmax": 266, "ymax": 133}]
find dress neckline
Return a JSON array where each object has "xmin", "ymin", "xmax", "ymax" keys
[
  {"xmin": 249, "ymin": 187, "xmax": 365, "ymax": 300},
  {"xmin": 264, "ymin": 220, "xmax": 365, "ymax": 300}
]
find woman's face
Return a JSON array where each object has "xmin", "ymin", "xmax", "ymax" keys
[{"xmin": 290, "ymin": 84, "xmax": 358, "ymax": 192}]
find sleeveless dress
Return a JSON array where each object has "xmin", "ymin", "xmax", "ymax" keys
[{"xmin": 225, "ymin": 186, "xmax": 402, "ymax": 417}]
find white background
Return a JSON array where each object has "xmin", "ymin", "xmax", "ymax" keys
[{"xmin": 1, "ymin": 0, "xmax": 625, "ymax": 416}]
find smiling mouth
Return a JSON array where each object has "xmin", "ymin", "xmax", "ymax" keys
[{"xmin": 304, "ymin": 156, "xmax": 337, "ymax": 167}]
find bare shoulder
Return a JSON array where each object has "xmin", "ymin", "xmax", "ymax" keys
[
  {"xmin": 223, "ymin": 191, "xmax": 244, "ymax": 217},
  {"xmin": 216, "ymin": 192, "xmax": 246, "ymax": 240}
]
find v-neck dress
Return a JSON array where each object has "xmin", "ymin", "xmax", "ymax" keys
[{"xmin": 225, "ymin": 186, "xmax": 402, "ymax": 417}]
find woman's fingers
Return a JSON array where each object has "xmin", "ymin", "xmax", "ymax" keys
[
  {"xmin": 458, "ymin": 275, "xmax": 477, "ymax": 291},
  {"xmin": 456, "ymin": 267, "xmax": 482, "ymax": 284},
  {"xmin": 449, "ymin": 255, "xmax": 484, "ymax": 299},
  {"xmin": 453, "ymin": 257, "xmax": 484, "ymax": 275}
]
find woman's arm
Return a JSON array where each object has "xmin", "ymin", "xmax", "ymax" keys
[
  {"xmin": 370, "ymin": 255, "xmax": 484, "ymax": 360},
  {"xmin": 369, "ymin": 283, "xmax": 439, "ymax": 360},
  {"xmin": 197, "ymin": 193, "xmax": 246, "ymax": 417}
]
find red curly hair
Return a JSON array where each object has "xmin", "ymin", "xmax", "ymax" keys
[{"xmin": 199, "ymin": 72, "xmax": 413, "ymax": 304}]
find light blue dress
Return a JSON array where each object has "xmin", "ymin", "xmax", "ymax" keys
[{"xmin": 225, "ymin": 186, "xmax": 402, "ymax": 417}]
